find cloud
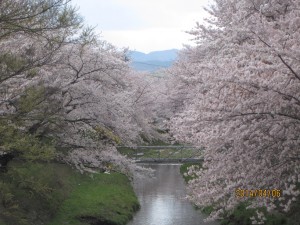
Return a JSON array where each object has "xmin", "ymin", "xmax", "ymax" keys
[
  {"xmin": 72, "ymin": 0, "xmax": 146, "ymax": 30},
  {"xmin": 73, "ymin": 0, "xmax": 210, "ymax": 29},
  {"xmin": 118, "ymin": 0, "xmax": 210, "ymax": 27},
  {"xmin": 99, "ymin": 28, "xmax": 195, "ymax": 53},
  {"xmin": 72, "ymin": 0, "xmax": 211, "ymax": 52}
]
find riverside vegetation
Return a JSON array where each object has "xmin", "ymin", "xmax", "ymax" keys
[
  {"xmin": 1, "ymin": 0, "xmax": 300, "ymax": 224},
  {"xmin": 180, "ymin": 163, "xmax": 300, "ymax": 225},
  {"xmin": 0, "ymin": 1, "xmax": 161, "ymax": 224},
  {"xmin": 0, "ymin": 161, "xmax": 139, "ymax": 225}
]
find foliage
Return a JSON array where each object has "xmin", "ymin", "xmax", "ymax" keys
[
  {"xmin": 48, "ymin": 170, "xmax": 139, "ymax": 225},
  {"xmin": 220, "ymin": 202, "xmax": 298, "ymax": 225},
  {"xmin": 0, "ymin": 0, "xmax": 160, "ymax": 176},
  {"xmin": 165, "ymin": 0, "xmax": 300, "ymax": 222},
  {"xmin": 78, "ymin": 126, "xmax": 121, "ymax": 145},
  {"xmin": 17, "ymin": 86, "xmax": 46, "ymax": 114},
  {"xmin": 0, "ymin": 121, "xmax": 55, "ymax": 161},
  {"xmin": 0, "ymin": 162, "xmax": 72, "ymax": 225},
  {"xmin": 180, "ymin": 162, "xmax": 203, "ymax": 183},
  {"xmin": 180, "ymin": 163, "xmax": 214, "ymax": 215},
  {"xmin": 0, "ymin": 161, "xmax": 139, "ymax": 225},
  {"xmin": 0, "ymin": 0, "xmax": 169, "ymax": 224}
]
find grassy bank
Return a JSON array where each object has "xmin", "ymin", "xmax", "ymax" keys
[
  {"xmin": 180, "ymin": 163, "xmax": 300, "ymax": 225},
  {"xmin": 0, "ymin": 161, "xmax": 139, "ymax": 225},
  {"xmin": 118, "ymin": 147, "xmax": 200, "ymax": 160}
]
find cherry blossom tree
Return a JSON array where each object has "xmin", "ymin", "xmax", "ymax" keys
[
  {"xmin": 167, "ymin": 0, "xmax": 300, "ymax": 222},
  {"xmin": 43, "ymin": 41, "xmax": 157, "ymax": 174},
  {"xmin": 0, "ymin": 0, "xmax": 84, "ymax": 161},
  {"xmin": 0, "ymin": 2, "xmax": 163, "ymax": 224},
  {"xmin": 0, "ymin": 0, "xmax": 158, "ymax": 178}
]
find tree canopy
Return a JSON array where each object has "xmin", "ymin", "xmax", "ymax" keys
[{"xmin": 164, "ymin": 0, "xmax": 300, "ymax": 223}]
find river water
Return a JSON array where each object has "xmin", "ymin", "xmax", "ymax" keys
[{"xmin": 127, "ymin": 164, "xmax": 219, "ymax": 225}]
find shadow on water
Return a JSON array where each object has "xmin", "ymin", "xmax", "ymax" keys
[{"xmin": 127, "ymin": 164, "xmax": 219, "ymax": 225}]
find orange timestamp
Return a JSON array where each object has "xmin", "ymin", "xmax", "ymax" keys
[{"xmin": 235, "ymin": 188, "xmax": 281, "ymax": 198}]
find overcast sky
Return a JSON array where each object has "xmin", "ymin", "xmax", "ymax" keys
[{"xmin": 71, "ymin": 0, "xmax": 211, "ymax": 53}]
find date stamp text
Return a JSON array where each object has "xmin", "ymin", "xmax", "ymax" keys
[{"xmin": 235, "ymin": 189, "xmax": 281, "ymax": 198}]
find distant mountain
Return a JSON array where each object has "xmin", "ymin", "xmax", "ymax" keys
[
  {"xmin": 130, "ymin": 60, "xmax": 174, "ymax": 72},
  {"xmin": 128, "ymin": 49, "xmax": 178, "ymax": 72}
]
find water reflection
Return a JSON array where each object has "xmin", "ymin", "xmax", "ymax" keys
[{"xmin": 127, "ymin": 164, "xmax": 219, "ymax": 225}]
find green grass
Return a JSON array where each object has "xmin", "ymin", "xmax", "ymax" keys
[
  {"xmin": 0, "ymin": 161, "xmax": 139, "ymax": 225},
  {"xmin": 148, "ymin": 139, "xmax": 170, "ymax": 146},
  {"xmin": 118, "ymin": 147, "xmax": 202, "ymax": 161},
  {"xmin": 49, "ymin": 172, "xmax": 139, "ymax": 225}
]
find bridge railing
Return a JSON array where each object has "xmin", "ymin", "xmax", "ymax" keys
[{"xmin": 117, "ymin": 145, "xmax": 204, "ymax": 163}]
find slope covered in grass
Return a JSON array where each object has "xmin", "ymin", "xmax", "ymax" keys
[{"xmin": 0, "ymin": 161, "xmax": 139, "ymax": 225}]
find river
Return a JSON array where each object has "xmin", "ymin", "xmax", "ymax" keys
[{"xmin": 127, "ymin": 164, "xmax": 219, "ymax": 225}]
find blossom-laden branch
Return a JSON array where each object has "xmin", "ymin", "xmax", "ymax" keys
[{"xmin": 164, "ymin": 0, "xmax": 300, "ymax": 222}]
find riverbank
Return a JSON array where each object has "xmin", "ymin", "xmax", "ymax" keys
[{"xmin": 0, "ymin": 161, "xmax": 139, "ymax": 225}]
